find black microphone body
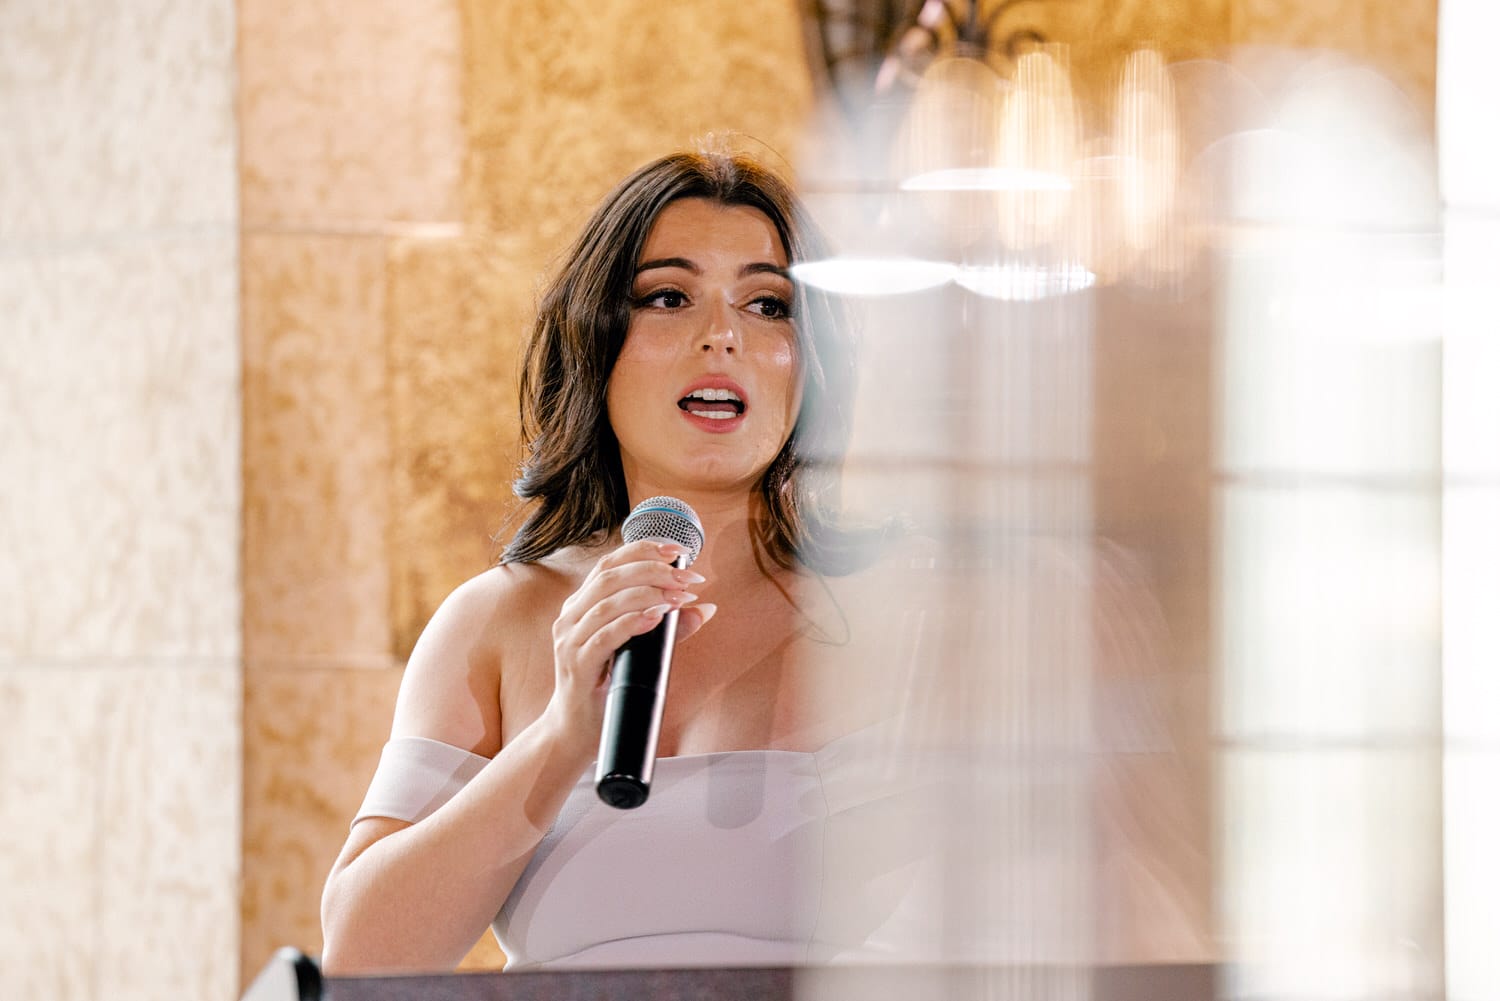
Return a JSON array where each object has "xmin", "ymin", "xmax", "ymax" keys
[
  {"xmin": 594, "ymin": 558, "xmax": 685, "ymax": 809},
  {"xmin": 595, "ymin": 497, "xmax": 703, "ymax": 809}
]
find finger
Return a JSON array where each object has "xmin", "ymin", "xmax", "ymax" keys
[
  {"xmin": 571, "ymin": 603, "xmax": 673, "ymax": 684},
  {"xmin": 673, "ymin": 603, "xmax": 718, "ymax": 644},
  {"xmin": 591, "ymin": 539, "xmax": 693, "ymax": 578},
  {"xmin": 589, "ymin": 560, "xmax": 704, "ymax": 603},
  {"xmin": 557, "ymin": 559, "xmax": 698, "ymax": 641},
  {"xmin": 567, "ymin": 582, "xmax": 696, "ymax": 645}
]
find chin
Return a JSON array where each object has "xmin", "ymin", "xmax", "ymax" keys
[{"xmin": 661, "ymin": 456, "xmax": 767, "ymax": 496}]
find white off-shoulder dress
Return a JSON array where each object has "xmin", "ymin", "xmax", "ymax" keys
[{"xmin": 354, "ymin": 728, "xmax": 931, "ymax": 970}]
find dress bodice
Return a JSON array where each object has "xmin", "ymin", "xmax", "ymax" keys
[
  {"xmin": 353, "ymin": 726, "xmax": 928, "ymax": 971},
  {"xmin": 494, "ymin": 750, "xmax": 827, "ymax": 969}
]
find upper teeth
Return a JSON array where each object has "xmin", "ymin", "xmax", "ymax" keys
[{"xmin": 687, "ymin": 388, "xmax": 741, "ymax": 402}]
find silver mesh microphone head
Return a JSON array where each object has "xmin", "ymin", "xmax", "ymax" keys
[{"xmin": 621, "ymin": 496, "xmax": 704, "ymax": 566}]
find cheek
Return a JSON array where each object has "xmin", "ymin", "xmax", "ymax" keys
[
  {"xmin": 604, "ymin": 358, "xmax": 647, "ymax": 430},
  {"xmin": 775, "ymin": 343, "xmax": 802, "ymax": 409},
  {"xmin": 771, "ymin": 350, "xmax": 805, "ymax": 436},
  {"xmin": 615, "ymin": 326, "xmax": 667, "ymax": 365},
  {"xmin": 606, "ymin": 331, "xmax": 667, "ymax": 413}
]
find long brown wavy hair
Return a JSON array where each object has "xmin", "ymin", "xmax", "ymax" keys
[{"xmin": 500, "ymin": 147, "xmax": 877, "ymax": 574}]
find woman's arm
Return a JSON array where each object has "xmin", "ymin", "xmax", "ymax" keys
[{"xmin": 318, "ymin": 541, "xmax": 711, "ymax": 974}]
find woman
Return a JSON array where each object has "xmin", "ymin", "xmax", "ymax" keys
[{"xmin": 319, "ymin": 147, "xmax": 913, "ymax": 974}]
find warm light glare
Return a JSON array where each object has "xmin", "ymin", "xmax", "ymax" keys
[
  {"xmin": 998, "ymin": 48, "xmax": 1079, "ymax": 181},
  {"xmin": 992, "ymin": 49, "xmax": 1079, "ymax": 252},
  {"xmin": 897, "ymin": 57, "xmax": 1004, "ymax": 185},
  {"xmin": 1115, "ymin": 51, "xmax": 1179, "ymax": 235},
  {"xmin": 953, "ymin": 262, "xmax": 1095, "ymax": 300},
  {"xmin": 1113, "ymin": 49, "xmax": 1185, "ymax": 285},
  {"xmin": 791, "ymin": 256, "xmax": 957, "ymax": 296}
]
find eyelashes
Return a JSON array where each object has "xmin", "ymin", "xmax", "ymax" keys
[
  {"xmin": 630, "ymin": 288, "xmax": 795, "ymax": 320},
  {"xmin": 749, "ymin": 295, "xmax": 793, "ymax": 320},
  {"xmin": 632, "ymin": 289, "xmax": 688, "ymax": 309}
]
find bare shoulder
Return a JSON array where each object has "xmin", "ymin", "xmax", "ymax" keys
[
  {"xmin": 387, "ymin": 560, "xmax": 556, "ymax": 755},
  {"xmin": 388, "ymin": 543, "xmax": 610, "ymax": 756}
]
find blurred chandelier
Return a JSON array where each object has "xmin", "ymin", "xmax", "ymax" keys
[
  {"xmin": 796, "ymin": 2, "xmax": 1105, "ymax": 299},
  {"xmin": 796, "ymin": 2, "xmax": 1189, "ymax": 300},
  {"xmin": 798, "ymin": 0, "xmax": 1047, "ymax": 120}
]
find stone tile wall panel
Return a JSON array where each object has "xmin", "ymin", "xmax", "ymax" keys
[
  {"xmin": 241, "ymin": 233, "xmax": 392, "ymax": 666},
  {"xmin": 240, "ymin": 665, "xmax": 403, "ymax": 978},
  {"xmin": 462, "ymin": 0, "xmax": 815, "ymax": 241},
  {"xmin": 238, "ymin": 0, "xmax": 463, "ymax": 227},
  {"xmin": 0, "ymin": 0, "xmax": 236, "ymax": 240},
  {"xmin": 0, "ymin": 236, "xmax": 240, "ymax": 660},
  {"xmin": 386, "ymin": 233, "xmax": 533, "ymax": 655},
  {"xmin": 0, "ymin": 664, "xmax": 240, "ymax": 1001}
]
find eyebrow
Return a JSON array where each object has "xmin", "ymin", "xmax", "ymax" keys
[{"xmin": 634, "ymin": 258, "xmax": 792, "ymax": 281}]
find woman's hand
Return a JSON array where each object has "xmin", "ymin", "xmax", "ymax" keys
[{"xmin": 543, "ymin": 540, "xmax": 715, "ymax": 750}]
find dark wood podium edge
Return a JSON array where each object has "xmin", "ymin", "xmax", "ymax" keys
[{"xmin": 320, "ymin": 961, "xmax": 1217, "ymax": 1000}]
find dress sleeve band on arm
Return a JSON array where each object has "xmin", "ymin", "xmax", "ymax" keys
[{"xmin": 352, "ymin": 736, "xmax": 492, "ymax": 828}]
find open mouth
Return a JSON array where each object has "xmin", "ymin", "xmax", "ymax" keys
[{"xmin": 678, "ymin": 387, "xmax": 745, "ymax": 421}]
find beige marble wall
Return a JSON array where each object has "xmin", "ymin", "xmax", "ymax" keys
[{"xmin": 0, "ymin": 1, "xmax": 241, "ymax": 999}]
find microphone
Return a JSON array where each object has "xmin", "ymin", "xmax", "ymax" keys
[{"xmin": 595, "ymin": 496, "xmax": 705, "ymax": 809}]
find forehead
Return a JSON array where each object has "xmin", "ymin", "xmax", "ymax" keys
[{"xmin": 638, "ymin": 198, "xmax": 788, "ymax": 266}]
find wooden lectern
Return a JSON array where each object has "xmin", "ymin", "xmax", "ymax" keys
[{"xmin": 243, "ymin": 949, "xmax": 1216, "ymax": 1001}]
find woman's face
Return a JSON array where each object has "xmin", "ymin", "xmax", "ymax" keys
[{"xmin": 607, "ymin": 197, "xmax": 803, "ymax": 501}]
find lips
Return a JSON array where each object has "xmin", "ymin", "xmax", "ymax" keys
[{"xmin": 676, "ymin": 377, "xmax": 748, "ymax": 430}]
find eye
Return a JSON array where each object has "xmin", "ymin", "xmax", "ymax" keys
[
  {"xmin": 634, "ymin": 288, "xmax": 689, "ymax": 309},
  {"xmin": 749, "ymin": 295, "xmax": 793, "ymax": 320}
]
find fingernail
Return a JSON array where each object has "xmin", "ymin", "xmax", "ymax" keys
[
  {"xmin": 669, "ymin": 592, "xmax": 698, "ymax": 605},
  {"xmin": 643, "ymin": 602, "xmax": 670, "ymax": 618},
  {"xmin": 658, "ymin": 542, "xmax": 687, "ymax": 557},
  {"xmin": 674, "ymin": 570, "xmax": 706, "ymax": 585}
]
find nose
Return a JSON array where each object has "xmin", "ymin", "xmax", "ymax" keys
[{"xmin": 697, "ymin": 299, "xmax": 738, "ymax": 355}]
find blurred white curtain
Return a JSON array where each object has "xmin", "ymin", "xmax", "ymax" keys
[
  {"xmin": 1438, "ymin": 4, "xmax": 1500, "ymax": 1000},
  {"xmin": 1211, "ymin": 52, "xmax": 1446, "ymax": 1001}
]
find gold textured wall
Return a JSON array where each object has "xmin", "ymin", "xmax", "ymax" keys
[{"xmin": 232, "ymin": 0, "xmax": 1439, "ymax": 990}]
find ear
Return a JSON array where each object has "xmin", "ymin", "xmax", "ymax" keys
[{"xmin": 673, "ymin": 603, "xmax": 719, "ymax": 643}]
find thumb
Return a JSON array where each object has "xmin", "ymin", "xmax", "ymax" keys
[{"xmin": 674, "ymin": 603, "xmax": 718, "ymax": 643}]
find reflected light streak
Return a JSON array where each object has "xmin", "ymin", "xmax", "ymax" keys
[
  {"xmin": 791, "ymin": 258, "xmax": 1097, "ymax": 301},
  {"xmin": 897, "ymin": 57, "xmax": 1004, "ymax": 185},
  {"xmin": 791, "ymin": 256, "xmax": 957, "ymax": 296},
  {"xmin": 993, "ymin": 49, "xmax": 1079, "ymax": 251},
  {"xmin": 900, "ymin": 166, "xmax": 1071, "ymax": 192},
  {"xmin": 1108, "ymin": 48, "xmax": 1191, "ymax": 290},
  {"xmin": 999, "ymin": 48, "xmax": 1079, "ymax": 182},
  {"xmin": 954, "ymin": 262, "xmax": 1096, "ymax": 300}
]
